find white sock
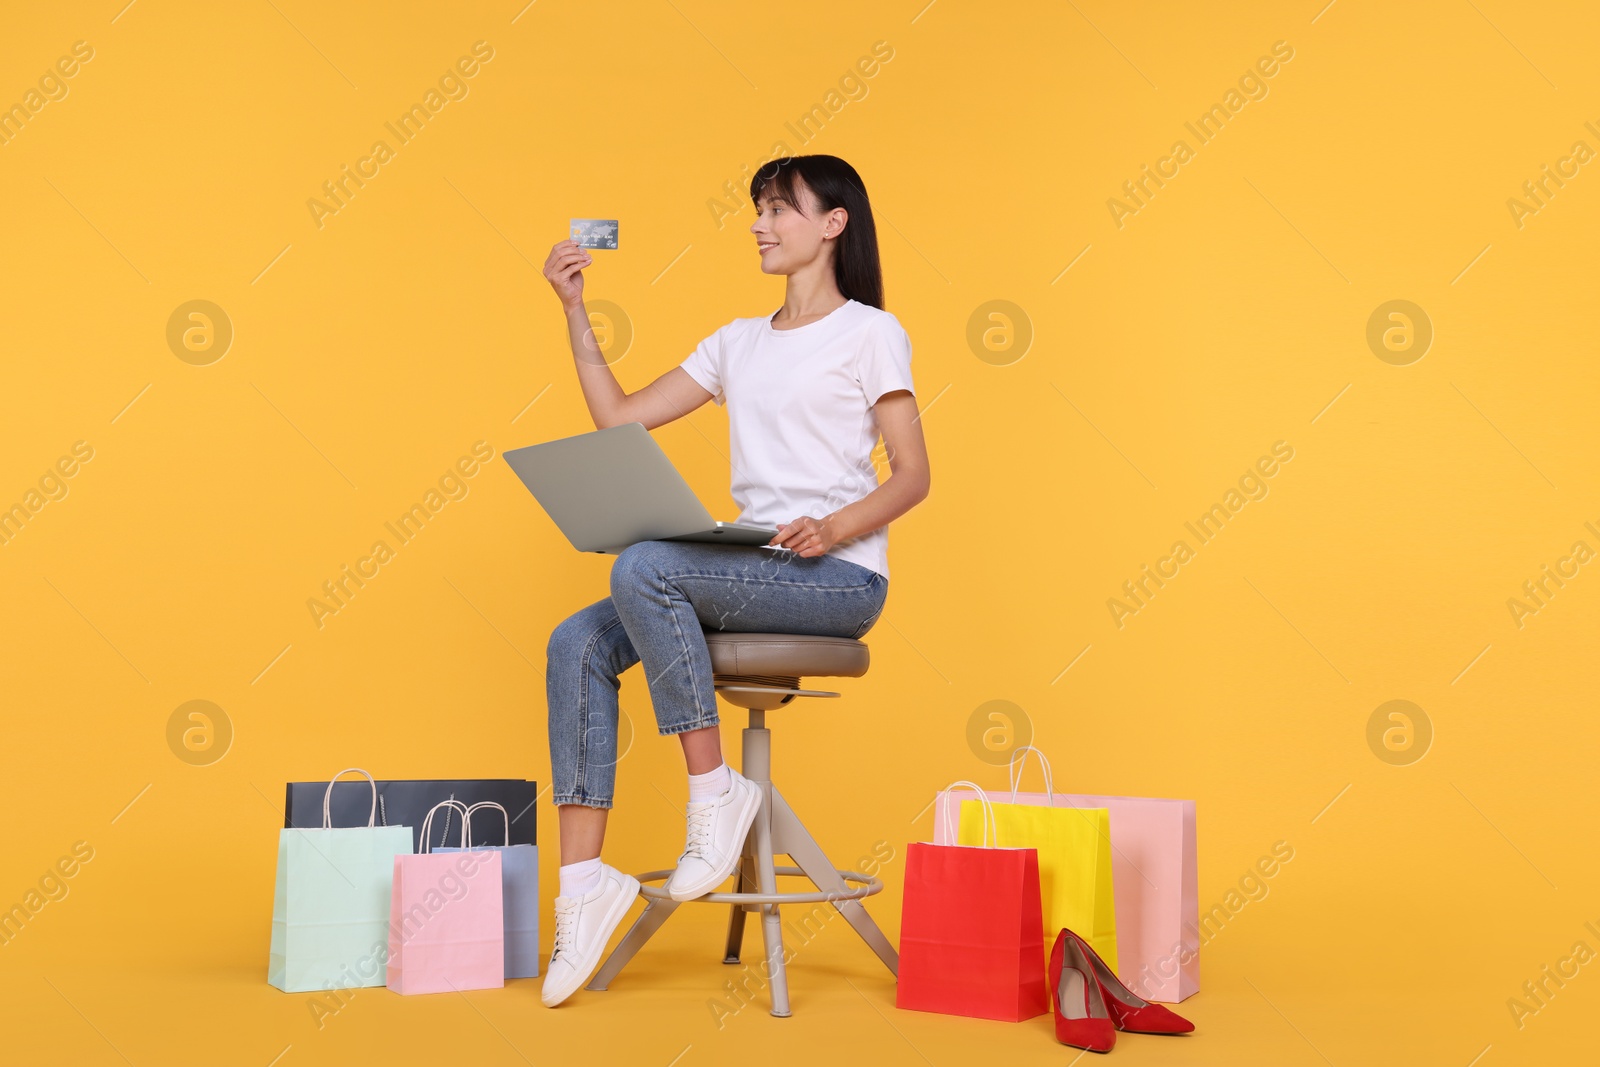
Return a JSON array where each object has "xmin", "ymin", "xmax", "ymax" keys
[
  {"xmin": 688, "ymin": 761, "xmax": 732, "ymax": 802},
  {"xmin": 559, "ymin": 857, "xmax": 603, "ymax": 898}
]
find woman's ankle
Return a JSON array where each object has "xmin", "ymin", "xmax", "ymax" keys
[
  {"xmin": 687, "ymin": 761, "xmax": 731, "ymax": 801},
  {"xmin": 678, "ymin": 723, "xmax": 724, "ymax": 774},
  {"xmin": 558, "ymin": 856, "xmax": 604, "ymax": 898}
]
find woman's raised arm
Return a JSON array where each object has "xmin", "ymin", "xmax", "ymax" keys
[{"xmin": 545, "ymin": 239, "xmax": 715, "ymax": 431}]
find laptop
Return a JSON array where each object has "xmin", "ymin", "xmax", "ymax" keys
[{"xmin": 503, "ymin": 421, "xmax": 782, "ymax": 555}]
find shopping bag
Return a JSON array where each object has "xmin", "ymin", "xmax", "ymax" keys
[
  {"xmin": 386, "ymin": 801, "xmax": 505, "ymax": 995},
  {"xmin": 285, "ymin": 777, "xmax": 538, "ymax": 852},
  {"xmin": 435, "ymin": 800, "xmax": 540, "ymax": 979},
  {"xmin": 896, "ymin": 781, "xmax": 1048, "ymax": 1022},
  {"xmin": 934, "ymin": 746, "xmax": 1197, "ymax": 1002},
  {"xmin": 268, "ymin": 767, "xmax": 414, "ymax": 993},
  {"xmin": 944, "ymin": 755, "xmax": 1117, "ymax": 974}
]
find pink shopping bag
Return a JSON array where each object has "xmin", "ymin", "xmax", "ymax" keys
[
  {"xmin": 386, "ymin": 801, "xmax": 504, "ymax": 995},
  {"xmin": 934, "ymin": 748, "xmax": 1198, "ymax": 1003}
]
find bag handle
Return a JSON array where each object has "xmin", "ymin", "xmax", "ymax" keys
[
  {"xmin": 1007, "ymin": 746, "xmax": 1058, "ymax": 806},
  {"xmin": 465, "ymin": 801, "xmax": 511, "ymax": 847},
  {"xmin": 321, "ymin": 768, "xmax": 378, "ymax": 829},
  {"xmin": 940, "ymin": 779, "xmax": 998, "ymax": 848},
  {"xmin": 419, "ymin": 800, "xmax": 472, "ymax": 854}
]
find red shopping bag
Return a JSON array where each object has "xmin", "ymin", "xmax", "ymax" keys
[{"xmin": 896, "ymin": 781, "xmax": 1048, "ymax": 1022}]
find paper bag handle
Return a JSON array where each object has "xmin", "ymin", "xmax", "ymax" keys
[
  {"xmin": 321, "ymin": 767, "xmax": 378, "ymax": 829},
  {"xmin": 419, "ymin": 800, "xmax": 472, "ymax": 853},
  {"xmin": 465, "ymin": 801, "xmax": 510, "ymax": 847},
  {"xmin": 1007, "ymin": 746, "xmax": 1057, "ymax": 806},
  {"xmin": 940, "ymin": 779, "xmax": 998, "ymax": 847}
]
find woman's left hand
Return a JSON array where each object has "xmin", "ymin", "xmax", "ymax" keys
[{"xmin": 770, "ymin": 515, "xmax": 837, "ymax": 557}]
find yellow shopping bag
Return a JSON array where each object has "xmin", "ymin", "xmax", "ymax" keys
[{"xmin": 957, "ymin": 790, "xmax": 1117, "ymax": 972}]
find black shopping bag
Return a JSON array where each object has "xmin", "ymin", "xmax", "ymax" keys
[{"xmin": 285, "ymin": 778, "xmax": 538, "ymax": 852}]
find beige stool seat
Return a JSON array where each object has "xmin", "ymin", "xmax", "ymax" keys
[
  {"xmin": 585, "ymin": 631, "xmax": 899, "ymax": 1017},
  {"xmin": 705, "ymin": 631, "xmax": 870, "ymax": 710},
  {"xmin": 707, "ymin": 630, "xmax": 870, "ymax": 677}
]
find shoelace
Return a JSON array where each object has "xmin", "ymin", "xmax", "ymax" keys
[
  {"xmin": 680, "ymin": 800, "xmax": 717, "ymax": 860},
  {"xmin": 551, "ymin": 899, "xmax": 579, "ymax": 962}
]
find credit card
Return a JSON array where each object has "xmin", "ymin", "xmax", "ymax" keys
[{"xmin": 570, "ymin": 218, "xmax": 619, "ymax": 249}]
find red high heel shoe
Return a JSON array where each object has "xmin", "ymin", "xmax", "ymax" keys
[
  {"xmin": 1064, "ymin": 928, "xmax": 1195, "ymax": 1035},
  {"xmin": 1047, "ymin": 929, "xmax": 1117, "ymax": 1053}
]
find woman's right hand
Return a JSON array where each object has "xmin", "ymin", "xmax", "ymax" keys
[{"xmin": 544, "ymin": 239, "xmax": 593, "ymax": 310}]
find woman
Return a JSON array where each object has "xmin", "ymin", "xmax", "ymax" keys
[{"xmin": 537, "ymin": 154, "xmax": 930, "ymax": 1007}]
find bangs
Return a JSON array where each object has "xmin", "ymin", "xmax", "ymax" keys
[{"xmin": 749, "ymin": 160, "xmax": 812, "ymax": 215}]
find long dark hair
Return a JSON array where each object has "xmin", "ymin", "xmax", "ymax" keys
[{"xmin": 748, "ymin": 155, "xmax": 884, "ymax": 310}]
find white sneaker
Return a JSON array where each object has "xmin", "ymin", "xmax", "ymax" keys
[
  {"xmin": 540, "ymin": 863, "xmax": 640, "ymax": 1007},
  {"xmin": 663, "ymin": 767, "xmax": 762, "ymax": 902}
]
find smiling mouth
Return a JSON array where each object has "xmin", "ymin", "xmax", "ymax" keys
[{"xmin": 757, "ymin": 243, "xmax": 778, "ymax": 253}]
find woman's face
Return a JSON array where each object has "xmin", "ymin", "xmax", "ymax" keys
[{"xmin": 750, "ymin": 180, "xmax": 844, "ymax": 275}]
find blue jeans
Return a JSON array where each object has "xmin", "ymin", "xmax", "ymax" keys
[{"xmin": 546, "ymin": 540, "xmax": 889, "ymax": 809}]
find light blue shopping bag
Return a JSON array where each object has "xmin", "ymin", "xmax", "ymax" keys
[
  {"xmin": 436, "ymin": 800, "xmax": 540, "ymax": 979},
  {"xmin": 268, "ymin": 767, "xmax": 413, "ymax": 993}
]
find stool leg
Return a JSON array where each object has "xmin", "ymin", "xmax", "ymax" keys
[
  {"xmin": 768, "ymin": 785, "xmax": 900, "ymax": 976},
  {"xmin": 750, "ymin": 778, "xmax": 791, "ymax": 1017},
  {"xmin": 722, "ymin": 838, "xmax": 755, "ymax": 964},
  {"xmin": 585, "ymin": 896, "xmax": 683, "ymax": 991},
  {"xmin": 741, "ymin": 718, "xmax": 791, "ymax": 1017}
]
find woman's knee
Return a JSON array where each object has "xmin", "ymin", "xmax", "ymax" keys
[
  {"xmin": 546, "ymin": 600, "xmax": 616, "ymax": 664},
  {"xmin": 546, "ymin": 612, "xmax": 588, "ymax": 665},
  {"xmin": 609, "ymin": 540, "xmax": 668, "ymax": 600}
]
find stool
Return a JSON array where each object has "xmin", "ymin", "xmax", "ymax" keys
[{"xmin": 585, "ymin": 631, "xmax": 900, "ymax": 1016}]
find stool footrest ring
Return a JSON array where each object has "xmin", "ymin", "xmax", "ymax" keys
[{"xmin": 632, "ymin": 866, "xmax": 882, "ymax": 906}]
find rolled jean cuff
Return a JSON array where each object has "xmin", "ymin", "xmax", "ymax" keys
[
  {"xmin": 655, "ymin": 713, "xmax": 720, "ymax": 737},
  {"xmin": 552, "ymin": 792, "xmax": 614, "ymax": 810}
]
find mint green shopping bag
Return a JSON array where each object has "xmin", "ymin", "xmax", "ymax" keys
[{"xmin": 268, "ymin": 767, "xmax": 414, "ymax": 993}]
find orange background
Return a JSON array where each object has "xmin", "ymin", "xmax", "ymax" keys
[{"xmin": 2, "ymin": 1, "xmax": 1596, "ymax": 1063}]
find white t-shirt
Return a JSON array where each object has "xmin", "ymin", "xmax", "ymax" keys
[{"xmin": 677, "ymin": 298, "xmax": 916, "ymax": 581}]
